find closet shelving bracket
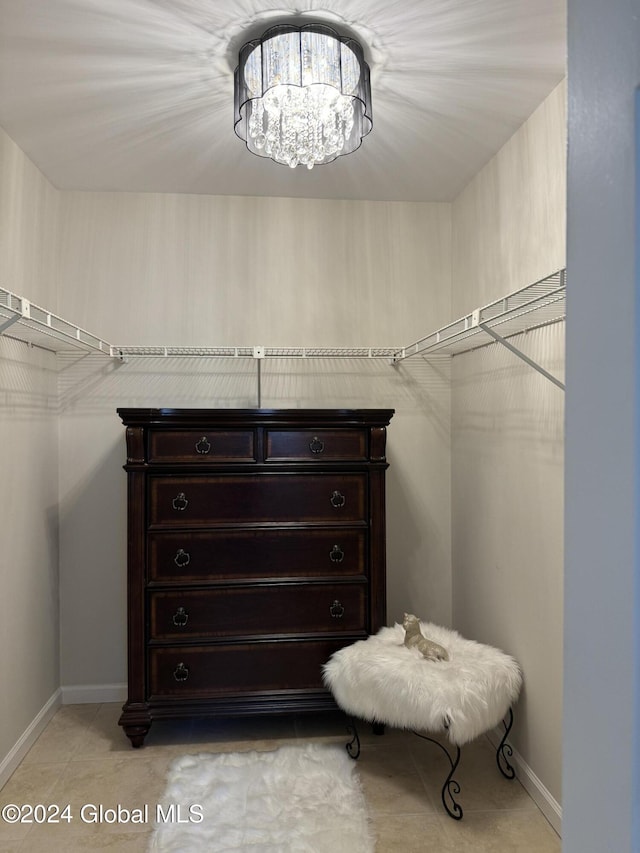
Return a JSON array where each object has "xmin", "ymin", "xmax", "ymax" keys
[
  {"xmin": 392, "ymin": 269, "xmax": 566, "ymax": 390},
  {"xmin": 476, "ymin": 321, "xmax": 565, "ymax": 390}
]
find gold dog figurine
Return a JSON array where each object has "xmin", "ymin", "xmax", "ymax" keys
[{"xmin": 403, "ymin": 613, "xmax": 449, "ymax": 661}]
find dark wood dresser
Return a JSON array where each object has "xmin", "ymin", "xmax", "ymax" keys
[{"xmin": 116, "ymin": 408, "xmax": 394, "ymax": 747}]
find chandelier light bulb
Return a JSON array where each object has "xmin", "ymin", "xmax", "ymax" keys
[{"xmin": 234, "ymin": 23, "xmax": 372, "ymax": 169}]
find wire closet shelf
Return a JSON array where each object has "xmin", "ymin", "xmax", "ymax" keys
[
  {"xmin": 1, "ymin": 269, "xmax": 565, "ymax": 369},
  {"xmin": 392, "ymin": 269, "xmax": 566, "ymax": 362},
  {"xmin": 110, "ymin": 346, "xmax": 399, "ymax": 360},
  {"xmin": 0, "ymin": 288, "xmax": 111, "ymax": 354}
]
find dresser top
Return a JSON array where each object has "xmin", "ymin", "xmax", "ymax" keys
[{"xmin": 117, "ymin": 408, "xmax": 395, "ymax": 428}]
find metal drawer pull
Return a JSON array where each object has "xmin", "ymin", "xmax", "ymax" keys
[
  {"xmin": 174, "ymin": 548, "xmax": 191, "ymax": 568},
  {"xmin": 330, "ymin": 490, "xmax": 346, "ymax": 509},
  {"xmin": 309, "ymin": 436, "xmax": 325, "ymax": 454},
  {"xmin": 173, "ymin": 662, "xmax": 190, "ymax": 682},
  {"xmin": 330, "ymin": 600, "xmax": 345, "ymax": 619},
  {"xmin": 329, "ymin": 545, "xmax": 345, "ymax": 563},
  {"xmin": 195, "ymin": 435, "xmax": 211, "ymax": 454},
  {"xmin": 172, "ymin": 492, "xmax": 189, "ymax": 511},
  {"xmin": 172, "ymin": 607, "xmax": 189, "ymax": 627}
]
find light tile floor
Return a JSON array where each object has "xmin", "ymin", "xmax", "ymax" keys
[{"xmin": 0, "ymin": 703, "xmax": 561, "ymax": 852}]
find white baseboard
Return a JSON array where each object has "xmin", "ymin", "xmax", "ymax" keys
[
  {"xmin": 0, "ymin": 689, "xmax": 62, "ymax": 791},
  {"xmin": 61, "ymin": 683, "xmax": 127, "ymax": 704},
  {"xmin": 486, "ymin": 726, "xmax": 562, "ymax": 837}
]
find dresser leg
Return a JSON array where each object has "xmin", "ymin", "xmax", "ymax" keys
[
  {"xmin": 123, "ymin": 724, "xmax": 151, "ymax": 748},
  {"xmin": 119, "ymin": 704, "xmax": 152, "ymax": 748}
]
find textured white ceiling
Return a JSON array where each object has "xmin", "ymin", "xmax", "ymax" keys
[{"xmin": 0, "ymin": 0, "xmax": 566, "ymax": 201}]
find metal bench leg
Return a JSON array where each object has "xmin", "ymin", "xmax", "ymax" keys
[
  {"xmin": 345, "ymin": 717, "xmax": 361, "ymax": 759},
  {"xmin": 496, "ymin": 707, "xmax": 516, "ymax": 779},
  {"xmin": 412, "ymin": 730, "xmax": 463, "ymax": 820}
]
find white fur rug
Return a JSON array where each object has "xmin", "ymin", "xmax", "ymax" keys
[
  {"xmin": 323, "ymin": 622, "xmax": 522, "ymax": 746},
  {"xmin": 148, "ymin": 743, "xmax": 374, "ymax": 853}
]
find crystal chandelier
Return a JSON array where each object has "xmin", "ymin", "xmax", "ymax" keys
[{"xmin": 234, "ymin": 23, "xmax": 372, "ymax": 169}]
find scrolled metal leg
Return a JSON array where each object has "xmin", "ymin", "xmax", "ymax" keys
[
  {"xmin": 441, "ymin": 744, "xmax": 463, "ymax": 820},
  {"xmin": 496, "ymin": 707, "xmax": 516, "ymax": 779},
  {"xmin": 346, "ymin": 718, "xmax": 361, "ymax": 760},
  {"xmin": 412, "ymin": 731, "xmax": 463, "ymax": 820}
]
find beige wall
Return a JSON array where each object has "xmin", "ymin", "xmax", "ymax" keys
[
  {"xmin": 451, "ymin": 81, "xmax": 566, "ymax": 810},
  {"xmin": 451, "ymin": 81, "xmax": 566, "ymax": 314},
  {"xmin": 55, "ymin": 191, "xmax": 454, "ymax": 687},
  {"xmin": 57, "ymin": 193, "xmax": 451, "ymax": 347},
  {"xmin": 0, "ymin": 129, "xmax": 60, "ymax": 305},
  {"xmin": 0, "ymin": 128, "xmax": 60, "ymax": 769}
]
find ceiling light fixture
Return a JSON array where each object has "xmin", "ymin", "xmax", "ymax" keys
[{"xmin": 234, "ymin": 23, "xmax": 372, "ymax": 170}]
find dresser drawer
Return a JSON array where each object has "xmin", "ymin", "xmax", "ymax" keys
[
  {"xmin": 149, "ymin": 639, "xmax": 358, "ymax": 698},
  {"xmin": 148, "ymin": 429, "xmax": 255, "ymax": 463},
  {"xmin": 149, "ymin": 583, "xmax": 366, "ymax": 640},
  {"xmin": 149, "ymin": 474, "xmax": 367, "ymax": 526},
  {"xmin": 148, "ymin": 529, "xmax": 367, "ymax": 582},
  {"xmin": 265, "ymin": 429, "xmax": 367, "ymax": 461}
]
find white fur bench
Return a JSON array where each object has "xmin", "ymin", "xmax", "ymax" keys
[{"xmin": 323, "ymin": 620, "xmax": 522, "ymax": 819}]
